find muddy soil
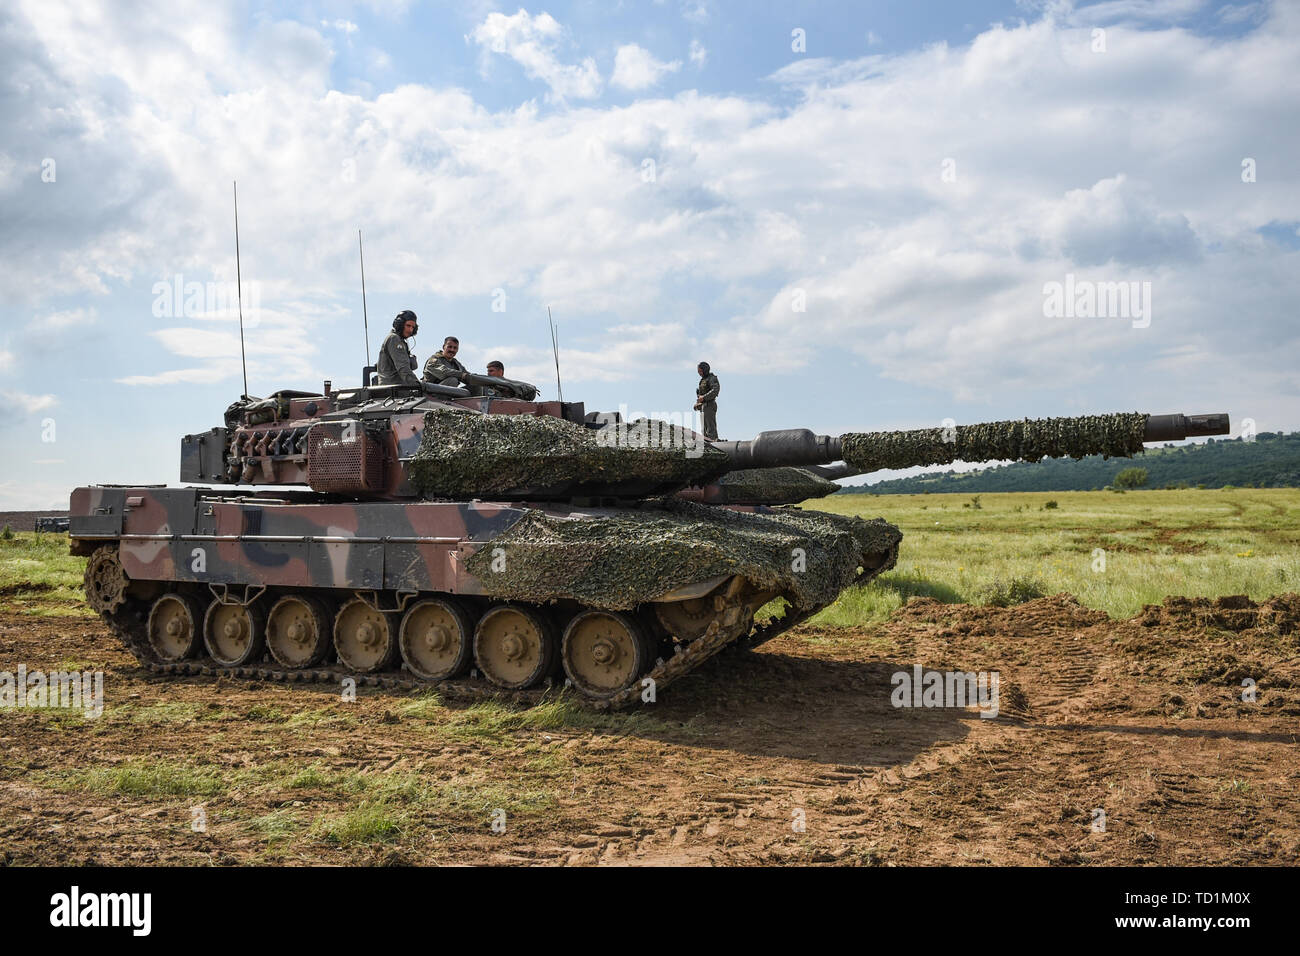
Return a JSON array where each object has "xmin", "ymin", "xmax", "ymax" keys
[{"xmin": 0, "ymin": 593, "xmax": 1296, "ymax": 866}]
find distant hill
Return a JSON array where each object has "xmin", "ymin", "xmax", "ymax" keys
[{"xmin": 839, "ymin": 432, "xmax": 1300, "ymax": 495}]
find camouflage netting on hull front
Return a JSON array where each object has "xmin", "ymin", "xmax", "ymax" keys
[
  {"xmin": 466, "ymin": 499, "xmax": 901, "ymax": 611},
  {"xmin": 408, "ymin": 408, "xmax": 730, "ymax": 498},
  {"xmin": 715, "ymin": 467, "xmax": 840, "ymax": 503},
  {"xmin": 841, "ymin": 413, "xmax": 1148, "ymax": 473}
]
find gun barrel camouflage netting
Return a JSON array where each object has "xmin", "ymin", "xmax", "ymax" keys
[
  {"xmin": 840, "ymin": 413, "xmax": 1148, "ymax": 473},
  {"xmin": 466, "ymin": 498, "xmax": 901, "ymax": 611},
  {"xmin": 409, "ymin": 408, "xmax": 730, "ymax": 497}
]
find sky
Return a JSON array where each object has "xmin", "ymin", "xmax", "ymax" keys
[{"xmin": 1, "ymin": 0, "xmax": 1297, "ymax": 508}]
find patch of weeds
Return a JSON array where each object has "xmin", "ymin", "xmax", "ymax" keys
[
  {"xmin": 43, "ymin": 760, "xmax": 227, "ymax": 798},
  {"xmin": 979, "ymin": 577, "xmax": 1047, "ymax": 607},
  {"xmin": 397, "ymin": 693, "xmax": 446, "ymax": 720},
  {"xmin": 314, "ymin": 802, "xmax": 404, "ymax": 845},
  {"xmin": 244, "ymin": 809, "xmax": 307, "ymax": 840}
]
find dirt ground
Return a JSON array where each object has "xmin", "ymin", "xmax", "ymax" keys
[{"xmin": 1, "ymin": 593, "xmax": 1297, "ymax": 866}]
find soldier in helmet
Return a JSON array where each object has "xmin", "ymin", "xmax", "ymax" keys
[
  {"xmin": 694, "ymin": 361, "xmax": 720, "ymax": 441},
  {"xmin": 376, "ymin": 310, "xmax": 420, "ymax": 386},
  {"xmin": 423, "ymin": 336, "xmax": 469, "ymax": 387}
]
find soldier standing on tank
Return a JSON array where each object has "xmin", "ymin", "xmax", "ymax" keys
[
  {"xmin": 376, "ymin": 310, "xmax": 420, "ymax": 386},
  {"xmin": 423, "ymin": 336, "xmax": 469, "ymax": 386},
  {"xmin": 695, "ymin": 361, "xmax": 720, "ymax": 441}
]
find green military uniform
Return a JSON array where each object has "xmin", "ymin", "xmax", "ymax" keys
[
  {"xmin": 424, "ymin": 351, "xmax": 467, "ymax": 386},
  {"xmin": 376, "ymin": 331, "xmax": 419, "ymax": 387},
  {"xmin": 697, "ymin": 371, "xmax": 720, "ymax": 440}
]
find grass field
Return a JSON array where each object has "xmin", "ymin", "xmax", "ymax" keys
[
  {"xmin": 0, "ymin": 530, "xmax": 93, "ymax": 618},
  {"xmin": 2, "ymin": 491, "xmax": 1297, "ymax": 866},
  {"xmin": 802, "ymin": 487, "xmax": 1300, "ymax": 625},
  {"xmin": 2, "ymin": 488, "xmax": 1297, "ymax": 625}
]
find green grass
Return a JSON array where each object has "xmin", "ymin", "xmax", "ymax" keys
[
  {"xmin": 804, "ymin": 488, "xmax": 1300, "ymax": 625},
  {"xmin": 439, "ymin": 695, "xmax": 691, "ymax": 741},
  {"xmin": 315, "ymin": 803, "xmax": 404, "ymax": 845},
  {"xmin": 36, "ymin": 760, "xmax": 227, "ymax": 797},
  {"xmin": 0, "ymin": 533, "xmax": 94, "ymax": 617},
  {"xmin": 6, "ymin": 490, "xmax": 1295, "ymax": 635}
]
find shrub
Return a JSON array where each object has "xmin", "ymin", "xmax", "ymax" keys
[
  {"xmin": 981, "ymin": 577, "xmax": 1046, "ymax": 607},
  {"xmin": 1043, "ymin": 500, "xmax": 1059, "ymax": 510},
  {"xmin": 1114, "ymin": 467, "xmax": 1149, "ymax": 489},
  {"xmin": 0, "ymin": 525, "xmax": 13, "ymax": 541}
]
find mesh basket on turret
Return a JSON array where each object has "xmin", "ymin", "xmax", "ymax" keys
[{"xmin": 307, "ymin": 421, "xmax": 386, "ymax": 493}]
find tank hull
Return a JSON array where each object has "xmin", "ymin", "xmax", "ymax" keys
[{"xmin": 70, "ymin": 485, "xmax": 901, "ymax": 706}]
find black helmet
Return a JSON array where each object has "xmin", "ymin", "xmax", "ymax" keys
[{"xmin": 393, "ymin": 310, "xmax": 418, "ymax": 334}]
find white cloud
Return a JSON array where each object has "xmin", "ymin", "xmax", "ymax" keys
[
  {"xmin": 689, "ymin": 39, "xmax": 707, "ymax": 67},
  {"xmin": 680, "ymin": 1, "xmax": 710, "ymax": 25},
  {"xmin": 31, "ymin": 307, "xmax": 97, "ymax": 330},
  {"xmin": 469, "ymin": 9, "xmax": 601, "ymax": 101},
  {"xmin": 1217, "ymin": 3, "xmax": 1265, "ymax": 24},
  {"xmin": 1, "ymin": 391, "xmax": 58, "ymax": 413},
  {"xmin": 0, "ymin": 0, "xmax": 1297, "ymax": 432},
  {"xmin": 1066, "ymin": 0, "xmax": 1208, "ymax": 25},
  {"xmin": 611, "ymin": 43, "xmax": 682, "ymax": 90},
  {"xmin": 0, "ymin": 350, "xmax": 12, "ymax": 372},
  {"xmin": 115, "ymin": 367, "xmax": 240, "ymax": 386},
  {"xmin": 0, "ymin": 481, "xmax": 72, "ymax": 511}
]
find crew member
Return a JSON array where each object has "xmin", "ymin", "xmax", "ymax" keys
[
  {"xmin": 423, "ymin": 336, "xmax": 469, "ymax": 386},
  {"xmin": 376, "ymin": 310, "xmax": 420, "ymax": 386},
  {"xmin": 695, "ymin": 361, "xmax": 720, "ymax": 441},
  {"xmin": 476, "ymin": 360, "xmax": 507, "ymax": 397}
]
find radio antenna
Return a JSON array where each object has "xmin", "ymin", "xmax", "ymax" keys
[
  {"xmin": 548, "ymin": 306, "xmax": 563, "ymax": 403},
  {"xmin": 358, "ymin": 229, "xmax": 370, "ymax": 366},
  {"xmin": 233, "ymin": 181, "xmax": 249, "ymax": 398}
]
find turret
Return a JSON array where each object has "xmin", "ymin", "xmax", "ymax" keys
[{"xmin": 181, "ymin": 380, "xmax": 1229, "ymax": 505}]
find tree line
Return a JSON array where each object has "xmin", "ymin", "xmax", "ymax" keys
[{"xmin": 838, "ymin": 432, "xmax": 1300, "ymax": 495}]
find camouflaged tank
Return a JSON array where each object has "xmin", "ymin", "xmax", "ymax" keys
[{"xmin": 69, "ymin": 369, "xmax": 1229, "ymax": 707}]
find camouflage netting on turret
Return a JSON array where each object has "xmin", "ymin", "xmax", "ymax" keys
[
  {"xmin": 466, "ymin": 498, "xmax": 901, "ymax": 611},
  {"xmin": 714, "ymin": 467, "xmax": 840, "ymax": 504},
  {"xmin": 841, "ymin": 413, "xmax": 1148, "ymax": 473},
  {"xmin": 408, "ymin": 408, "xmax": 730, "ymax": 498}
]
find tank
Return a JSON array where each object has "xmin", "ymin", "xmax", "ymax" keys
[{"xmin": 69, "ymin": 372, "xmax": 1229, "ymax": 708}]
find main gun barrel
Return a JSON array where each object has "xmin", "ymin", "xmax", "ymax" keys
[{"xmin": 712, "ymin": 412, "xmax": 1231, "ymax": 474}]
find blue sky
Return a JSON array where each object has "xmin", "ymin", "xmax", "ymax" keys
[{"xmin": 1, "ymin": 0, "xmax": 1297, "ymax": 508}]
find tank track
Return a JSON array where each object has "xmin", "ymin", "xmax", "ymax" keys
[
  {"xmin": 93, "ymin": 539, "xmax": 900, "ymax": 711},
  {"xmin": 98, "ymin": 590, "xmax": 797, "ymax": 710}
]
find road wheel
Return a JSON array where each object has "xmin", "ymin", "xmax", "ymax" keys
[
  {"xmin": 267, "ymin": 594, "xmax": 333, "ymax": 668},
  {"xmin": 334, "ymin": 598, "xmax": 398, "ymax": 673},
  {"xmin": 147, "ymin": 593, "xmax": 205, "ymax": 662},
  {"xmin": 473, "ymin": 605, "xmax": 555, "ymax": 690},
  {"xmin": 203, "ymin": 600, "xmax": 267, "ymax": 667},
  {"xmin": 561, "ymin": 609, "xmax": 652, "ymax": 699},
  {"xmin": 85, "ymin": 547, "xmax": 129, "ymax": 615},
  {"xmin": 400, "ymin": 598, "xmax": 474, "ymax": 681}
]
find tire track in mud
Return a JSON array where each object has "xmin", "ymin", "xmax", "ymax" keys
[{"xmin": 558, "ymin": 598, "xmax": 1142, "ymax": 865}]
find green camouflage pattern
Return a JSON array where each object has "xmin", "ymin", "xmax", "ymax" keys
[
  {"xmin": 408, "ymin": 407, "xmax": 730, "ymax": 498},
  {"xmin": 710, "ymin": 466, "xmax": 840, "ymax": 504},
  {"xmin": 840, "ymin": 413, "xmax": 1148, "ymax": 473},
  {"xmin": 466, "ymin": 497, "xmax": 901, "ymax": 611}
]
